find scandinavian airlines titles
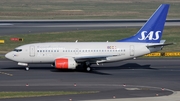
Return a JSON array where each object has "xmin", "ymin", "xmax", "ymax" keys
[{"xmin": 138, "ymin": 31, "xmax": 161, "ymax": 40}]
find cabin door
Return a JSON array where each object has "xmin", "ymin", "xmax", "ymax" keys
[
  {"xmin": 29, "ymin": 45, "xmax": 35, "ymax": 57},
  {"xmin": 130, "ymin": 45, "xmax": 134, "ymax": 56}
]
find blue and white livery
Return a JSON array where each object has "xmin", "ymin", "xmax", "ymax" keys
[
  {"xmin": 117, "ymin": 4, "xmax": 169, "ymax": 43},
  {"xmin": 5, "ymin": 4, "xmax": 173, "ymax": 71}
]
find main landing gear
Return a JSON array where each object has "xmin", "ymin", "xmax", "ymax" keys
[
  {"xmin": 86, "ymin": 66, "xmax": 91, "ymax": 72},
  {"xmin": 83, "ymin": 62, "xmax": 92, "ymax": 72}
]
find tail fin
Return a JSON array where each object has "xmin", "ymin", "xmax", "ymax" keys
[{"xmin": 117, "ymin": 4, "xmax": 169, "ymax": 43}]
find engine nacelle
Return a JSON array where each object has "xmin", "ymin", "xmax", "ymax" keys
[{"xmin": 55, "ymin": 57, "xmax": 77, "ymax": 69}]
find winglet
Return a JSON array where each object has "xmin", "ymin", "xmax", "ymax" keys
[{"xmin": 117, "ymin": 4, "xmax": 170, "ymax": 43}]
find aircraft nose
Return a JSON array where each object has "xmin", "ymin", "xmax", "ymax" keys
[{"xmin": 5, "ymin": 52, "xmax": 12, "ymax": 60}]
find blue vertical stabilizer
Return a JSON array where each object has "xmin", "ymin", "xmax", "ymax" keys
[{"xmin": 117, "ymin": 4, "xmax": 169, "ymax": 43}]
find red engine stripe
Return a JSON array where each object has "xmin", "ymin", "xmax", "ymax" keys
[{"xmin": 55, "ymin": 58, "xmax": 68, "ymax": 69}]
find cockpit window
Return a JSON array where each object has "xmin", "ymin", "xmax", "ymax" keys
[{"xmin": 13, "ymin": 49, "xmax": 22, "ymax": 52}]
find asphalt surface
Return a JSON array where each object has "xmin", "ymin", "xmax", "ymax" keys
[
  {"xmin": 0, "ymin": 58, "xmax": 180, "ymax": 101},
  {"xmin": 1, "ymin": 20, "xmax": 180, "ymax": 100},
  {"xmin": 0, "ymin": 20, "xmax": 180, "ymax": 35}
]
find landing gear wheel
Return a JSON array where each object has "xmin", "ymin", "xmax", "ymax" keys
[
  {"xmin": 25, "ymin": 67, "xmax": 29, "ymax": 71},
  {"xmin": 86, "ymin": 67, "xmax": 91, "ymax": 72}
]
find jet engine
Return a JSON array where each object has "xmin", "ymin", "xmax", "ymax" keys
[{"xmin": 55, "ymin": 57, "xmax": 77, "ymax": 69}]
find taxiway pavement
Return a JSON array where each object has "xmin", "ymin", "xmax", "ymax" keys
[
  {"xmin": 0, "ymin": 20, "xmax": 180, "ymax": 35},
  {"xmin": 0, "ymin": 58, "xmax": 180, "ymax": 101},
  {"xmin": 1, "ymin": 20, "xmax": 180, "ymax": 101}
]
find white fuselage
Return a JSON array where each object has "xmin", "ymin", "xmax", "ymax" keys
[{"xmin": 5, "ymin": 42, "xmax": 161, "ymax": 64}]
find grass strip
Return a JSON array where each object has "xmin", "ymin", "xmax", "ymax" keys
[
  {"xmin": 0, "ymin": 91, "xmax": 98, "ymax": 99},
  {"xmin": 0, "ymin": 27, "xmax": 179, "ymax": 54},
  {"xmin": 0, "ymin": 0, "xmax": 179, "ymax": 19}
]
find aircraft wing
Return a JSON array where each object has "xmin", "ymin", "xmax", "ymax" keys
[{"xmin": 74, "ymin": 55, "xmax": 117, "ymax": 63}]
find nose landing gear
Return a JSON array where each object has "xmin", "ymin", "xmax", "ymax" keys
[
  {"xmin": 25, "ymin": 67, "xmax": 29, "ymax": 71},
  {"xmin": 17, "ymin": 62, "xmax": 29, "ymax": 71}
]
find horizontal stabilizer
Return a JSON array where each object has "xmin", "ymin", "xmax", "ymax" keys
[{"xmin": 146, "ymin": 43, "xmax": 174, "ymax": 48}]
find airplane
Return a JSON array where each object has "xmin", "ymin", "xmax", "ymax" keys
[{"xmin": 5, "ymin": 4, "xmax": 173, "ymax": 71}]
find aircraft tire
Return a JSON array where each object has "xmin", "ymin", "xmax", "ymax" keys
[
  {"xmin": 25, "ymin": 67, "xmax": 29, "ymax": 71},
  {"xmin": 86, "ymin": 67, "xmax": 92, "ymax": 72}
]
